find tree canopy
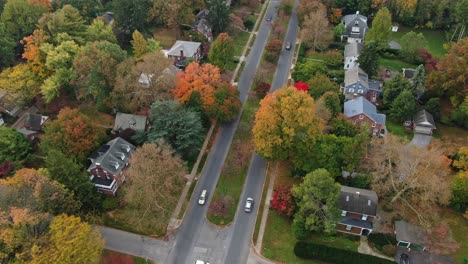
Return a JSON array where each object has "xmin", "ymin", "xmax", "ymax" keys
[
  {"xmin": 0, "ymin": 22, "xmax": 15, "ymax": 68},
  {"xmin": 252, "ymin": 87, "xmax": 323, "ymax": 167},
  {"xmin": 40, "ymin": 107, "xmax": 104, "ymax": 161},
  {"xmin": 400, "ymin": 31, "xmax": 427, "ymax": 63},
  {"xmin": 206, "ymin": 0, "xmax": 231, "ymax": 35},
  {"xmin": 208, "ymin": 33, "xmax": 235, "ymax": 71},
  {"xmin": 383, "ymin": 73, "xmax": 414, "ymax": 107},
  {"xmin": 85, "ymin": 18, "xmax": 117, "ymax": 44},
  {"xmin": 292, "ymin": 60, "xmax": 327, "ymax": 82},
  {"xmin": 0, "ymin": 0, "xmax": 48, "ymax": 41},
  {"xmin": 358, "ymin": 41, "xmax": 379, "ymax": 77},
  {"xmin": 38, "ymin": 4, "xmax": 86, "ymax": 44},
  {"xmin": 365, "ymin": 7, "xmax": 392, "ymax": 48},
  {"xmin": 292, "ymin": 169, "xmax": 341, "ymax": 234},
  {"xmin": 0, "ymin": 127, "xmax": 32, "ymax": 167},
  {"xmin": 389, "ymin": 90, "xmax": 417, "ymax": 122},
  {"xmin": 301, "ymin": 9, "xmax": 333, "ymax": 51},
  {"xmin": 307, "ymin": 73, "xmax": 339, "ymax": 99},
  {"xmin": 124, "ymin": 142, "xmax": 186, "ymax": 234}
]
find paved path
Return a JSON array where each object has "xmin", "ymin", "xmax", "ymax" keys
[
  {"xmin": 358, "ymin": 236, "xmax": 394, "ymax": 261},
  {"xmin": 410, "ymin": 133, "xmax": 432, "ymax": 147}
]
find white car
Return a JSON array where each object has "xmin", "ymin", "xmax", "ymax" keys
[
  {"xmin": 195, "ymin": 260, "xmax": 210, "ymax": 264},
  {"xmin": 244, "ymin": 197, "xmax": 254, "ymax": 212},
  {"xmin": 198, "ymin": 190, "xmax": 207, "ymax": 205}
]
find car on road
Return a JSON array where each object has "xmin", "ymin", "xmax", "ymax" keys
[
  {"xmin": 198, "ymin": 190, "xmax": 207, "ymax": 205},
  {"xmin": 266, "ymin": 15, "xmax": 272, "ymax": 21},
  {"xmin": 285, "ymin": 41, "xmax": 291, "ymax": 50},
  {"xmin": 399, "ymin": 253, "xmax": 409, "ymax": 264},
  {"xmin": 195, "ymin": 260, "xmax": 210, "ymax": 264},
  {"xmin": 244, "ymin": 198, "xmax": 254, "ymax": 212}
]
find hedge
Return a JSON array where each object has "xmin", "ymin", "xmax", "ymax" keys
[
  {"xmin": 294, "ymin": 241, "xmax": 396, "ymax": 264},
  {"xmin": 368, "ymin": 233, "xmax": 398, "ymax": 251}
]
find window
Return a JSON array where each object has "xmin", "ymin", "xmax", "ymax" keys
[
  {"xmin": 359, "ymin": 115, "xmax": 364, "ymax": 119},
  {"xmin": 341, "ymin": 210, "xmax": 347, "ymax": 216},
  {"xmin": 358, "ymin": 89, "xmax": 364, "ymax": 94},
  {"xmin": 368, "ymin": 200, "xmax": 372, "ymax": 206},
  {"xmin": 106, "ymin": 175, "xmax": 111, "ymax": 180},
  {"xmin": 349, "ymin": 88, "xmax": 355, "ymax": 93},
  {"xmin": 372, "ymin": 123, "xmax": 376, "ymax": 127},
  {"xmin": 362, "ymin": 215, "xmax": 368, "ymax": 221},
  {"xmin": 345, "ymin": 225, "xmax": 352, "ymax": 231},
  {"xmin": 355, "ymin": 21, "xmax": 359, "ymax": 25}
]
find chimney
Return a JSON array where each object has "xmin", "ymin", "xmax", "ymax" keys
[
  {"xmin": 180, "ymin": 49, "xmax": 184, "ymax": 58},
  {"xmin": 356, "ymin": 11, "xmax": 359, "ymax": 15}
]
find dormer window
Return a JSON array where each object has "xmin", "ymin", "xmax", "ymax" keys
[
  {"xmin": 355, "ymin": 21, "xmax": 359, "ymax": 25},
  {"xmin": 111, "ymin": 161, "xmax": 120, "ymax": 170},
  {"xmin": 351, "ymin": 26, "xmax": 360, "ymax": 33},
  {"xmin": 372, "ymin": 123, "xmax": 376, "ymax": 127},
  {"xmin": 358, "ymin": 89, "xmax": 364, "ymax": 94},
  {"xmin": 362, "ymin": 214, "xmax": 368, "ymax": 221},
  {"xmin": 106, "ymin": 175, "xmax": 111, "ymax": 180},
  {"xmin": 349, "ymin": 88, "xmax": 355, "ymax": 93},
  {"xmin": 341, "ymin": 210, "xmax": 347, "ymax": 216}
]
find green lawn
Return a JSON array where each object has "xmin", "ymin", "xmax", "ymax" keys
[
  {"xmin": 390, "ymin": 26, "xmax": 446, "ymax": 58},
  {"xmin": 206, "ymin": 95, "xmax": 259, "ymax": 225},
  {"xmin": 443, "ymin": 210, "xmax": 468, "ymax": 263},
  {"xmin": 253, "ymin": 162, "xmax": 272, "ymax": 244},
  {"xmin": 233, "ymin": 31, "xmax": 251, "ymax": 57},
  {"xmin": 385, "ymin": 120, "xmax": 413, "ymax": 140},
  {"xmin": 378, "ymin": 57, "xmax": 418, "ymax": 71}
]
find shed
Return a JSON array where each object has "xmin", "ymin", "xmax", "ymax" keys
[{"xmin": 413, "ymin": 110, "xmax": 436, "ymax": 135}]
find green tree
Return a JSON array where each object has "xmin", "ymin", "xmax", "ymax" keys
[
  {"xmin": 112, "ymin": 0, "xmax": 150, "ymax": 33},
  {"xmin": 207, "ymin": 82, "xmax": 241, "ymax": 122},
  {"xmin": 136, "ymin": 100, "xmax": 204, "ymax": 160},
  {"xmin": 292, "ymin": 60, "xmax": 327, "ymax": 82},
  {"xmin": 252, "ymin": 87, "xmax": 323, "ymax": 167},
  {"xmin": 400, "ymin": 31, "xmax": 427, "ymax": 63},
  {"xmin": 85, "ymin": 19, "xmax": 117, "ymax": 44},
  {"xmin": 206, "ymin": 0, "xmax": 231, "ymax": 35},
  {"xmin": 31, "ymin": 214, "xmax": 103, "ymax": 264},
  {"xmin": 334, "ymin": 23, "xmax": 345, "ymax": 39},
  {"xmin": 73, "ymin": 41, "xmax": 126, "ymax": 101},
  {"xmin": 412, "ymin": 64, "xmax": 426, "ymax": 94},
  {"xmin": 131, "ymin": 30, "xmax": 148, "ymax": 59},
  {"xmin": 389, "ymin": 90, "xmax": 416, "ymax": 122},
  {"xmin": 208, "ymin": 33, "xmax": 235, "ymax": 71},
  {"xmin": 46, "ymin": 149, "xmax": 102, "ymax": 212},
  {"xmin": 358, "ymin": 41, "xmax": 379, "ymax": 77},
  {"xmin": 425, "ymin": 97, "xmax": 440, "ymax": 122},
  {"xmin": 0, "ymin": 22, "xmax": 15, "ymax": 68},
  {"xmin": 38, "ymin": 5, "xmax": 87, "ymax": 44},
  {"xmin": 330, "ymin": 114, "xmax": 359, "ymax": 137},
  {"xmin": 52, "ymin": 0, "xmax": 104, "ymax": 22},
  {"xmin": 321, "ymin": 91, "xmax": 342, "ymax": 117},
  {"xmin": 147, "ymin": 38, "xmax": 161, "ymax": 52},
  {"xmin": 0, "ymin": 127, "xmax": 31, "ymax": 168},
  {"xmin": 1, "ymin": 0, "xmax": 48, "ymax": 41},
  {"xmin": 307, "ymin": 73, "xmax": 339, "ymax": 99},
  {"xmin": 365, "ymin": 7, "xmax": 392, "ymax": 48},
  {"xmin": 383, "ymin": 73, "xmax": 413, "ymax": 107},
  {"xmin": 451, "ymin": 171, "xmax": 468, "ymax": 211},
  {"xmin": 292, "ymin": 169, "xmax": 341, "ymax": 234}
]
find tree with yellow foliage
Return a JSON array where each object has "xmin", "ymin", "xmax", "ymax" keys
[
  {"xmin": 131, "ymin": 30, "xmax": 148, "ymax": 59},
  {"xmin": 252, "ymin": 87, "xmax": 323, "ymax": 167},
  {"xmin": 31, "ymin": 214, "xmax": 103, "ymax": 264}
]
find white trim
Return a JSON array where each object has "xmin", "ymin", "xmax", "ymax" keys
[{"xmin": 94, "ymin": 179, "xmax": 116, "ymax": 189}]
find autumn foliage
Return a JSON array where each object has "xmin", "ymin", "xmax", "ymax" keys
[
  {"xmin": 41, "ymin": 107, "xmax": 104, "ymax": 161},
  {"xmin": 294, "ymin": 81, "xmax": 309, "ymax": 92},
  {"xmin": 270, "ymin": 184, "xmax": 295, "ymax": 217},
  {"xmin": 265, "ymin": 39, "xmax": 283, "ymax": 62},
  {"xmin": 21, "ymin": 29, "xmax": 49, "ymax": 77}
]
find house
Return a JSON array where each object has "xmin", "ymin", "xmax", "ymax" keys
[
  {"xmin": 412, "ymin": 110, "xmax": 436, "ymax": 135},
  {"xmin": 341, "ymin": 11, "xmax": 369, "ymax": 43},
  {"xmin": 87, "ymin": 137, "xmax": 135, "ymax": 195},
  {"xmin": 14, "ymin": 112, "xmax": 48, "ymax": 143},
  {"xmin": 337, "ymin": 186, "xmax": 378, "ymax": 236},
  {"xmin": 342, "ymin": 67, "xmax": 383, "ymax": 104},
  {"xmin": 395, "ymin": 221, "xmax": 427, "ymax": 251},
  {"xmin": 344, "ymin": 42, "xmax": 362, "ymax": 70},
  {"xmin": 344, "ymin": 96, "xmax": 386, "ymax": 137},
  {"xmin": 194, "ymin": 9, "xmax": 213, "ymax": 42},
  {"xmin": 113, "ymin": 112, "xmax": 148, "ymax": 133},
  {"xmin": 0, "ymin": 89, "xmax": 22, "ymax": 117},
  {"xmin": 167, "ymin": 41, "xmax": 202, "ymax": 68}
]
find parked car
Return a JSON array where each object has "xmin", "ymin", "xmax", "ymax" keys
[
  {"xmin": 266, "ymin": 15, "xmax": 272, "ymax": 21},
  {"xmin": 399, "ymin": 253, "xmax": 409, "ymax": 264},
  {"xmin": 195, "ymin": 260, "xmax": 210, "ymax": 264},
  {"xmin": 244, "ymin": 198, "xmax": 254, "ymax": 212},
  {"xmin": 285, "ymin": 41, "xmax": 291, "ymax": 50},
  {"xmin": 198, "ymin": 190, "xmax": 207, "ymax": 205}
]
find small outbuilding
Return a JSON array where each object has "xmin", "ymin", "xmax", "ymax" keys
[
  {"xmin": 413, "ymin": 110, "xmax": 436, "ymax": 135},
  {"xmin": 113, "ymin": 112, "xmax": 148, "ymax": 133}
]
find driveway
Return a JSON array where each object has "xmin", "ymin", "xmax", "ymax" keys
[
  {"xmin": 410, "ymin": 133, "xmax": 432, "ymax": 147},
  {"xmin": 395, "ymin": 248, "xmax": 454, "ymax": 264}
]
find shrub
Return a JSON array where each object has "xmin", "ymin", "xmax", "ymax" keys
[
  {"xmin": 265, "ymin": 39, "xmax": 282, "ymax": 62},
  {"xmin": 294, "ymin": 241, "xmax": 396, "ymax": 264},
  {"xmin": 349, "ymin": 174, "xmax": 371, "ymax": 189},
  {"xmin": 254, "ymin": 82, "xmax": 271, "ymax": 98},
  {"xmin": 368, "ymin": 233, "xmax": 398, "ymax": 251},
  {"xmin": 292, "ymin": 220, "xmax": 309, "ymax": 240},
  {"xmin": 270, "ymin": 184, "xmax": 295, "ymax": 217},
  {"xmin": 102, "ymin": 196, "xmax": 120, "ymax": 211},
  {"xmin": 244, "ymin": 19, "xmax": 254, "ymax": 31}
]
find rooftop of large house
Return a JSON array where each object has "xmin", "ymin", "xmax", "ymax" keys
[
  {"xmin": 167, "ymin": 41, "xmax": 201, "ymax": 58},
  {"xmin": 344, "ymin": 66, "xmax": 369, "ymax": 88},
  {"xmin": 344, "ymin": 96, "xmax": 386, "ymax": 125},
  {"xmin": 88, "ymin": 137, "xmax": 136, "ymax": 175},
  {"xmin": 340, "ymin": 186, "xmax": 378, "ymax": 216}
]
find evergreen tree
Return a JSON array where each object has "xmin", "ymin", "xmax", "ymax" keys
[
  {"xmin": 412, "ymin": 64, "xmax": 426, "ymax": 94},
  {"xmin": 206, "ymin": 0, "xmax": 231, "ymax": 35},
  {"xmin": 358, "ymin": 41, "xmax": 379, "ymax": 77},
  {"xmin": 131, "ymin": 30, "xmax": 148, "ymax": 59},
  {"xmin": 389, "ymin": 90, "xmax": 417, "ymax": 122}
]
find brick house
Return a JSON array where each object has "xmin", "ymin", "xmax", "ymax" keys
[
  {"xmin": 166, "ymin": 41, "xmax": 202, "ymax": 68},
  {"xmin": 344, "ymin": 96, "xmax": 386, "ymax": 137},
  {"xmin": 341, "ymin": 66, "xmax": 383, "ymax": 105},
  {"xmin": 337, "ymin": 186, "xmax": 378, "ymax": 236},
  {"xmin": 87, "ymin": 137, "xmax": 135, "ymax": 195}
]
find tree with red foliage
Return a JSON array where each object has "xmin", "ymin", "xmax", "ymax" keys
[
  {"xmin": 270, "ymin": 184, "xmax": 295, "ymax": 217},
  {"xmin": 208, "ymin": 195, "xmax": 234, "ymax": 218},
  {"xmin": 0, "ymin": 160, "xmax": 14, "ymax": 178},
  {"xmin": 294, "ymin": 81, "xmax": 309, "ymax": 92},
  {"xmin": 254, "ymin": 82, "xmax": 271, "ymax": 98},
  {"xmin": 418, "ymin": 49, "xmax": 439, "ymax": 73},
  {"xmin": 265, "ymin": 39, "xmax": 283, "ymax": 62}
]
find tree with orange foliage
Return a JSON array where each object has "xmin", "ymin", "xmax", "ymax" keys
[
  {"xmin": 252, "ymin": 87, "xmax": 323, "ymax": 166},
  {"xmin": 40, "ymin": 107, "xmax": 104, "ymax": 161},
  {"xmin": 21, "ymin": 29, "xmax": 49, "ymax": 78},
  {"xmin": 173, "ymin": 62, "xmax": 221, "ymax": 111},
  {"xmin": 27, "ymin": 0, "xmax": 51, "ymax": 10}
]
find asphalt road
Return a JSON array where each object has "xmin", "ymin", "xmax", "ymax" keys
[
  {"xmin": 164, "ymin": 1, "xmax": 281, "ymax": 264},
  {"xmin": 223, "ymin": 1, "xmax": 300, "ymax": 264}
]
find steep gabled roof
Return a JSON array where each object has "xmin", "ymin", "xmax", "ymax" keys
[
  {"xmin": 88, "ymin": 137, "xmax": 135, "ymax": 175},
  {"xmin": 344, "ymin": 96, "xmax": 386, "ymax": 125},
  {"xmin": 344, "ymin": 42, "xmax": 362, "ymax": 58},
  {"xmin": 340, "ymin": 186, "xmax": 378, "ymax": 216},
  {"xmin": 167, "ymin": 41, "xmax": 201, "ymax": 58},
  {"xmin": 344, "ymin": 66, "xmax": 369, "ymax": 88},
  {"xmin": 413, "ymin": 110, "xmax": 436, "ymax": 129}
]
